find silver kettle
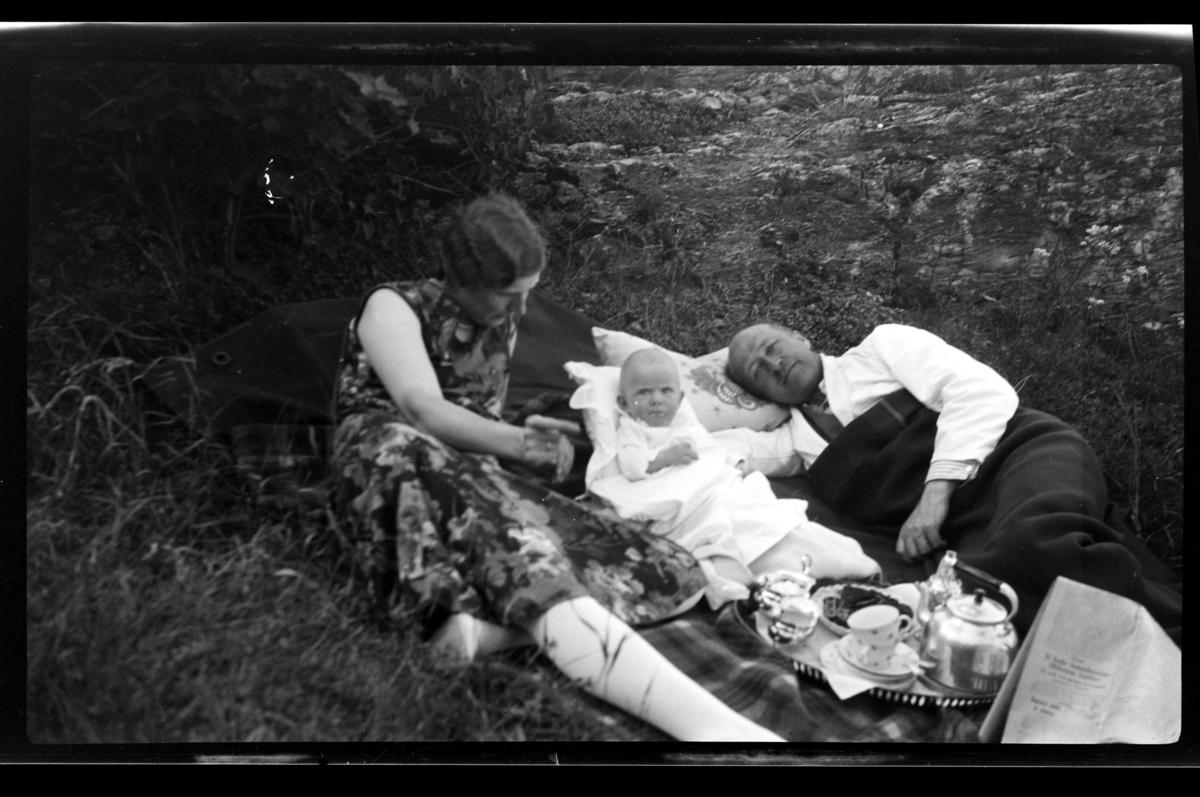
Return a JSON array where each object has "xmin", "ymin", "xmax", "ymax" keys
[{"xmin": 919, "ymin": 565, "xmax": 1020, "ymax": 694}]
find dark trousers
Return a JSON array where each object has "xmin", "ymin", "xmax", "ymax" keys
[{"xmin": 807, "ymin": 394, "xmax": 1182, "ymax": 642}]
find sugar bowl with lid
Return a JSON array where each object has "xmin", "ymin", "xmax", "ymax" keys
[{"xmin": 749, "ymin": 556, "xmax": 821, "ymax": 655}]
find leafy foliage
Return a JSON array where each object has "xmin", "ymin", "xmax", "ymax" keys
[{"xmin": 31, "ymin": 63, "xmax": 554, "ymax": 310}]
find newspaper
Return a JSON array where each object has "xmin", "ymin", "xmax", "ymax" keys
[{"xmin": 980, "ymin": 576, "xmax": 1180, "ymax": 744}]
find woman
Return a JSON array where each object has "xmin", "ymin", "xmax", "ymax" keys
[{"xmin": 331, "ymin": 195, "xmax": 782, "ymax": 741}]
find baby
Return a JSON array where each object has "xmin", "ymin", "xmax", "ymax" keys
[
  {"xmin": 615, "ymin": 347, "xmax": 707, "ymax": 479},
  {"xmin": 608, "ymin": 348, "xmax": 880, "ymax": 607}
]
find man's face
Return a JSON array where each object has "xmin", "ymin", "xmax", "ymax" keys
[{"xmin": 728, "ymin": 324, "xmax": 823, "ymax": 405}]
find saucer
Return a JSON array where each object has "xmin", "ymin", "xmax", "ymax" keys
[
  {"xmin": 819, "ymin": 641, "xmax": 917, "ymax": 690},
  {"xmin": 836, "ymin": 635, "xmax": 921, "ymax": 680}
]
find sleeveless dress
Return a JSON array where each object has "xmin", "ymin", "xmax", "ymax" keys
[{"xmin": 330, "ymin": 279, "xmax": 706, "ymax": 634}]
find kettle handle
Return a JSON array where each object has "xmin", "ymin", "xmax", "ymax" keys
[{"xmin": 953, "ymin": 560, "xmax": 1020, "ymax": 622}]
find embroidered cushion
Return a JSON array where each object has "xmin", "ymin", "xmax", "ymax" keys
[{"xmin": 591, "ymin": 327, "xmax": 790, "ymax": 432}]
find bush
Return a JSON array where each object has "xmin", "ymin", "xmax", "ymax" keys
[{"xmin": 31, "ymin": 64, "xmax": 553, "ymax": 298}]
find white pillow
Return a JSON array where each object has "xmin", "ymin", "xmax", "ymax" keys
[
  {"xmin": 563, "ymin": 361, "xmax": 623, "ymax": 487},
  {"xmin": 591, "ymin": 327, "xmax": 790, "ymax": 432}
]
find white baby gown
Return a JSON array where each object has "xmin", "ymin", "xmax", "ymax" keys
[{"xmin": 566, "ymin": 362, "xmax": 879, "ymax": 609}]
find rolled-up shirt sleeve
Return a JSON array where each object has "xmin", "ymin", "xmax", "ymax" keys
[
  {"xmin": 834, "ymin": 324, "xmax": 1019, "ymax": 484},
  {"xmin": 925, "ymin": 459, "xmax": 981, "ymax": 483}
]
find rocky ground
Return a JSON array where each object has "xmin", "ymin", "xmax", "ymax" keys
[{"xmin": 519, "ymin": 65, "xmax": 1183, "ymax": 357}]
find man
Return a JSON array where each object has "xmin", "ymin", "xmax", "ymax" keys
[{"xmin": 719, "ymin": 322, "xmax": 1181, "ymax": 640}]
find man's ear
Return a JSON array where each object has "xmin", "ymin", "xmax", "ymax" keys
[{"xmin": 786, "ymin": 328, "xmax": 811, "ymax": 347}]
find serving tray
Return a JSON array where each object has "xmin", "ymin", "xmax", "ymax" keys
[{"xmin": 730, "ymin": 595, "xmax": 997, "ymax": 708}]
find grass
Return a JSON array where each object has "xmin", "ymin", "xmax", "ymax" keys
[
  {"xmin": 27, "ymin": 503, "xmax": 630, "ymax": 743},
  {"xmin": 906, "ymin": 291, "xmax": 1184, "ymax": 569},
  {"xmin": 27, "ymin": 279, "xmax": 659, "ymax": 744},
  {"xmin": 27, "ymin": 63, "xmax": 1184, "ymax": 744}
]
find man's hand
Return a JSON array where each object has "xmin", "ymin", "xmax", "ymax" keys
[
  {"xmin": 897, "ymin": 479, "xmax": 957, "ymax": 562},
  {"xmin": 648, "ymin": 440, "xmax": 698, "ymax": 473}
]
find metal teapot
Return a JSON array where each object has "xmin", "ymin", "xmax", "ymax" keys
[
  {"xmin": 918, "ymin": 559, "xmax": 1020, "ymax": 694},
  {"xmin": 750, "ymin": 556, "xmax": 820, "ymax": 654}
]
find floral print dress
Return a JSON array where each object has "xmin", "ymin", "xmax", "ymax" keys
[{"xmin": 331, "ymin": 279, "xmax": 706, "ymax": 634}]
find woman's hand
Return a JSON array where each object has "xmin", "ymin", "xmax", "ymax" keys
[
  {"xmin": 521, "ymin": 415, "xmax": 581, "ymax": 482},
  {"xmin": 359, "ymin": 290, "xmax": 560, "ymax": 464}
]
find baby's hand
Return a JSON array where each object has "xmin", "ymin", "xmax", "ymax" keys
[
  {"xmin": 664, "ymin": 440, "xmax": 698, "ymax": 464},
  {"xmin": 649, "ymin": 441, "xmax": 698, "ymax": 473}
]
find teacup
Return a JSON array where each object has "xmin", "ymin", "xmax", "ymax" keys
[{"xmin": 847, "ymin": 604, "xmax": 912, "ymax": 669}]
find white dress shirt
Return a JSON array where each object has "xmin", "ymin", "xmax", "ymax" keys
[{"xmin": 713, "ymin": 324, "xmax": 1020, "ymax": 485}]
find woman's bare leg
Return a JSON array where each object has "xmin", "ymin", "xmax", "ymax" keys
[{"xmin": 521, "ymin": 596, "xmax": 784, "ymax": 742}]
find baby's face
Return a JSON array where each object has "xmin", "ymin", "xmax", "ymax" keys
[{"xmin": 618, "ymin": 357, "xmax": 683, "ymax": 427}]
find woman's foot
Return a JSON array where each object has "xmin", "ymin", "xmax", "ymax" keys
[{"xmin": 429, "ymin": 613, "xmax": 536, "ymax": 662}]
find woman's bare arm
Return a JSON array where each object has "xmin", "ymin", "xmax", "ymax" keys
[{"xmin": 356, "ymin": 288, "xmax": 526, "ymax": 461}]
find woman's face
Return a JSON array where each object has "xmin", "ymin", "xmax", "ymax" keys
[{"xmin": 448, "ymin": 272, "xmax": 542, "ymax": 327}]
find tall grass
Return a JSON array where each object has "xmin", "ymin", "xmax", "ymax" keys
[
  {"xmin": 26, "ymin": 242, "xmax": 665, "ymax": 743},
  {"xmin": 26, "ymin": 299, "xmax": 660, "ymax": 743},
  {"xmin": 906, "ymin": 280, "xmax": 1184, "ymax": 571}
]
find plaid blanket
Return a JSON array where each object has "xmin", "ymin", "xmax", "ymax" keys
[{"xmin": 639, "ymin": 604, "xmax": 987, "ymax": 743}]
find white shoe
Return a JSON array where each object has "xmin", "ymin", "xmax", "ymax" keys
[
  {"xmin": 428, "ymin": 614, "xmax": 537, "ymax": 663},
  {"xmin": 428, "ymin": 614, "xmax": 482, "ymax": 663}
]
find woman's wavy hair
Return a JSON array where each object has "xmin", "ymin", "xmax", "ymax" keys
[{"xmin": 440, "ymin": 194, "xmax": 546, "ymax": 290}]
